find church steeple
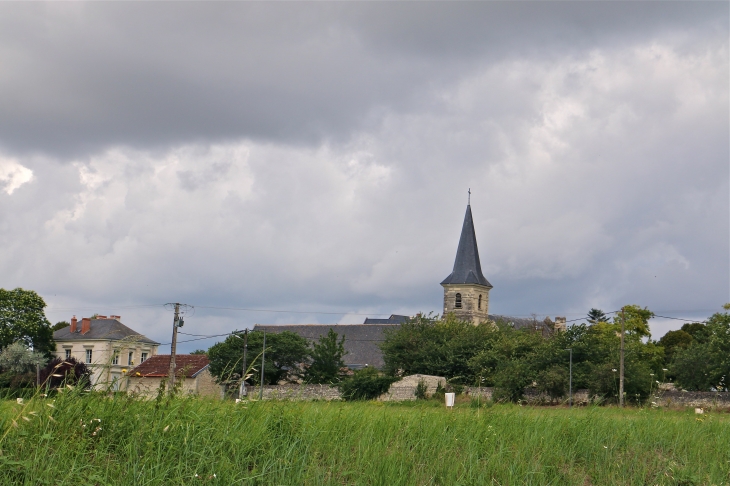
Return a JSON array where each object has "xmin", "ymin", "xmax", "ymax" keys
[
  {"xmin": 441, "ymin": 201, "xmax": 493, "ymax": 324},
  {"xmin": 440, "ymin": 204, "xmax": 492, "ymax": 288}
]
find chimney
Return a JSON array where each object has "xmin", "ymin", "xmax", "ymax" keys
[
  {"xmin": 70, "ymin": 316, "xmax": 77, "ymax": 333},
  {"xmin": 81, "ymin": 317, "xmax": 91, "ymax": 335},
  {"xmin": 555, "ymin": 317, "xmax": 567, "ymax": 332}
]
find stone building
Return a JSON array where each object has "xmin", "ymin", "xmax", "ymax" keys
[
  {"xmin": 126, "ymin": 354, "xmax": 223, "ymax": 399},
  {"xmin": 441, "ymin": 203, "xmax": 493, "ymax": 324},
  {"xmin": 53, "ymin": 315, "xmax": 159, "ymax": 389}
]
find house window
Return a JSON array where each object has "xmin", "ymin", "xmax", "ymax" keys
[
  {"xmin": 141, "ymin": 352, "xmax": 148, "ymax": 363},
  {"xmin": 455, "ymin": 293, "xmax": 462, "ymax": 309},
  {"xmin": 65, "ymin": 349, "xmax": 71, "ymax": 360},
  {"xmin": 112, "ymin": 352, "xmax": 119, "ymax": 365},
  {"xmin": 86, "ymin": 349, "xmax": 93, "ymax": 364},
  {"xmin": 128, "ymin": 351, "xmax": 134, "ymax": 366},
  {"xmin": 478, "ymin": 294, "xmax": 482, "ymax": 310}
]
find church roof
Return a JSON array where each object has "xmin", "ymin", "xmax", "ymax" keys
[{"xmin": 441, "ymin": 204, "xmax": 492, "ymax": 288}]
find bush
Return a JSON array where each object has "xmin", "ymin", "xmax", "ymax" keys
[
  {"xmin": 338, "ymin": 367, "xmax": 397, "ymax": 401},
  {"xmin": 414, "ymin": 379, "xmax": 428, "ymax": 400},
  {"xmin": 39, "ymin": 357, "xmax": 91, "ymax": 390}
]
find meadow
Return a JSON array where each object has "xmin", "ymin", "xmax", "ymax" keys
[{"xmin": 0, "ymin": 390, "xmax": 727, "ymax": 485}]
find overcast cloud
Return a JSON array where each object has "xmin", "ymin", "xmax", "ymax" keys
[{"xmin": 0, "ymin": 2, "xmax": 727, "ymax": 351}]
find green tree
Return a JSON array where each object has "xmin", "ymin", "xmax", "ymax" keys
[
  {"xmin": 51, "ymin": 321, "xmax": 69, "ymax": 332},
  {"xmin": 587, "ymin": 308, "xmax": 609, "ymax": 324},
  {"xmin": 338, "ymin": 367, "xmax": 397, "ymax": 401},
  {"xmin": 0, "ymin": 341, "xmax": 47, "ymax": 374},
  {"xmin": 380, "ymin": 313, "xmax": 501, "ymax": 384},
  {"xmin": 0, "ymin": 288, "xmax": 55, "ymax": 357},
  {"xmin": 304, "ymin": 329, "xmax": 347, "ymax": 384},
  {"xmin": 658, "ymin": 330, "xmax": 693, "ymax": 366},
  {"xmin": 536, "ymin": 364, "xmax": 569, "ymax": 401},
  {"xmin": 207, "ymin": 331, "xmax": 310, "ymax": 386},
  {"xmin": 680, "ymin": 322, "xmax": 711, "ymax": 344}
]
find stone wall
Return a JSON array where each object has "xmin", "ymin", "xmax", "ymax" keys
[
  {"xmin": 379, "ymin": 374, "xmax": 447, "ymax": 401},
  {"xmin": 654, "ymin": 390, "xmax": 730, "ymax": 408},
  {"xmin": 255, "ymin": 384, "xmax": 342, "ymax": 401}
]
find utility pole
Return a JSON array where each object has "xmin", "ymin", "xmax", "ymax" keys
[
  {"xmin": 619, "ymin": 306, "xmax": 625, "ymax": 407},
  {"xmin": 259, "ymin": 330, "xmax": 266, "ymax": 400},
  {"xmin": 566, "ymin": 348, "xmax": 572, "ymax": 408},
  {"xmin": 169, "ymin": 303, "xmax": 180, "ymax": 393},
  {"xmin": 240, "ymin": 329, "xmax": 248, "ymax": 398}
]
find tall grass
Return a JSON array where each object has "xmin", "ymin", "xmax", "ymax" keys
[{"xmin": 1, "ymin": 390, "xmax": 728, "ymax": 485}]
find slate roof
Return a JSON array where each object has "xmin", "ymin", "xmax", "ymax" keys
[
  {"xmin": 252, "ymin": 324, "xmax": 398, "ymax": 369},
  {"xmin": 53, "ymin": 318, "xmax": 159, "ymax": 345},
  {"xmin": 363, "ymin": 314, "xmax": 409, "ymax": 324},
  {"xmin": 441, "ymin": 204, "xmax": 492, "ymax": 288},
  {"xmin": 129, "ymin": 354, "xmax": 209, "ymax": 378}
]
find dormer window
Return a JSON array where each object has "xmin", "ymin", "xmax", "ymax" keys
[
  {"xmin": 478, "ymin": 294, "xmax": 482, "ymax": 310},
  {"xmin": 455, "ymin": 293, "xmax": 462, "ymax": 309}
]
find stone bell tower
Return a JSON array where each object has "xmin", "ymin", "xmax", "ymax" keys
[{"xmin": 441, "ymin": 201, "xmax": 493, "ymax": 325}]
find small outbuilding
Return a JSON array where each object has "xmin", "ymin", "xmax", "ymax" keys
[{"xmin": 126, "ymin": 354, "xmax": 223, "ymax": 399}]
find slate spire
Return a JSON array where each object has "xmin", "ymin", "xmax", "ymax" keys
[{"xmin": 440, "ymin": 204, "xmax": 492, "ymax": 287}]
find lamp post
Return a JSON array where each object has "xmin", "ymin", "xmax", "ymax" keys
[{"xmin": 565, "ymin": 348, "xmax": 573, "ymax": 408}]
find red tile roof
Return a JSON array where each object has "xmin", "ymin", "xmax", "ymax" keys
[{"xmin": 129, "ymin": 354, "xmax": 209, "ymax": 378}]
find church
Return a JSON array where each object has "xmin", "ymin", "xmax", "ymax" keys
[{"xmin": 254, "ymin": 201, "xmax": 564, "ymax": 368}]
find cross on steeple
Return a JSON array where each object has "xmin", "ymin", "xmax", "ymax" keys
[{"xmin": 468, "ymin": 188, "xmax": 471, "ymax": 205}]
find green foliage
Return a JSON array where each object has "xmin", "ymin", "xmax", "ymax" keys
[
  {"xmin": 587, "ymin": 308, "xmax": 609, "ymax": 324},
  {"xmin": 536, "ymin": 364, "xmax": 569, "ymax": 401},
  {"xmin": 207, "ymin": 331, "xmax": 310, "ymax": 386},
  {"xmin": 414, "ymin": 379, "xmax": 428, "ymax": 400},
  {"xmin": 658, "ymin": 330, "xmax": 693, "ymax": 366},
  {"xmin": 0, "ymin": 342, "xmax": 47, "ymax": 375},
  {"xmin": 0, "ymin": 288, "xmax": 55, "ymax": 357},
  {"xmin": 671, "ymin": 310, "xmax": 730, "ymax": 391},
  {"xmin": 50, "ymin": 321, "xmax": 69, "ymax": 332},
  {"xmin": 492, "ymin": 360, "xmax": 533, "ymax": 402},
  {"xmin": 380, "ymin": 313, "xmax": 503, "ymax": 384},
  {"xmin": 338, "ymin": 367, "xmax": 397, "ymax": 401},
  {"xmin": 189, "ymin": 349, "xmax": 207, "ymax": 355},
  {"xmin": 304, "ymin": 329, "xmax": 347, "ymax": 384}
]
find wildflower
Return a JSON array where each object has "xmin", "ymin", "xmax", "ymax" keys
[
  {"xmin": 612, "ymin": 369, "xmax": 617, "ymax": 372},
  {"xmin": 16, "ymin": 398, "xmax": 23, "ymax": 405},
  {"xmin": 662, "ymin": 368, "xmax": 668, "ymax": 371},
  {"xmin": 603, "ymin": 446, "xmax": 608, "ymax": 449}
]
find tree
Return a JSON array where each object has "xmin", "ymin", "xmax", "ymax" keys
[
  {"xmin": 338, "ymin": 367, "xmax": 397, "ymax": 401},
  {"xmin": 51, "ymin": 321, "xmax": 69, "ymax": 332},
  {"xmin": 587, "ymin": 308, "xmax": 609, "ymax": 324},
  {"xmin": 380, "ymin": 313, "xmax": 501, "ymax": 384},
  {"xmin": 190, "ymin": 349, "xmax": 208, "ymax": 356},
  {"xmin": 658, "ymin": 330, "xmax": 693, "ymax": 366},
  {"xmin": 0, "ymin": 341, "xmax": 47, "ymax": 374},
  {"xmin": 304, "ymin": 329, "xmax": 347, "ymax": 384},
  {"xmin": 0, "ymin": 288, "xmax": 55, "ymax": 357},
  {"xmin": 39, "ymin": 357, "xmax": 91, "ymax": 389},
  {"xmin": 207, "ymin": 331, "xmax": 310, "ymax": 386}
]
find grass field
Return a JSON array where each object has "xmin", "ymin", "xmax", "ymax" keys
[{"xmin": 1, "ymin": 390, "xmax": 728, "ymax": 485}]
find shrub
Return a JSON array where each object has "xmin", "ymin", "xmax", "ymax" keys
[
  {"xmin": 338, "ymin": 367, "xmax": 397, "ymax": 401},
  {"xmin": 39, "ymin": 357, "xmax": 91, "ymax": 390},
  {"xmin": 414, "ymin": 379, "xmax": 428, "ymax": 400}
]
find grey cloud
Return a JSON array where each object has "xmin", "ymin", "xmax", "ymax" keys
[{"xmin": 0, "ymin": 2, "xmax": 725, "ymax": 157}]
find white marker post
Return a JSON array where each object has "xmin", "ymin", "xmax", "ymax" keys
[{"xmin": 445, "ymin": 392, "xmax": 455, "ymax": 409}]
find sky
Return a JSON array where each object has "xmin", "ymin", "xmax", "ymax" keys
[{"xmin": 0, "ymin": 2, "xmax": 727, "ymax": 352}]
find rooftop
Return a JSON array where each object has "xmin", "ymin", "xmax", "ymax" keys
[
  {"xmin": 129, "ymin": 354, "xmax": 209, "ymax": 378},
  {"xmin": 53, "ymin": 318, "xmax": 159, "ymax": 345},
  {"xmin": 441, "ymin": 204, "xmax": 492, "ymax": 288}
]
